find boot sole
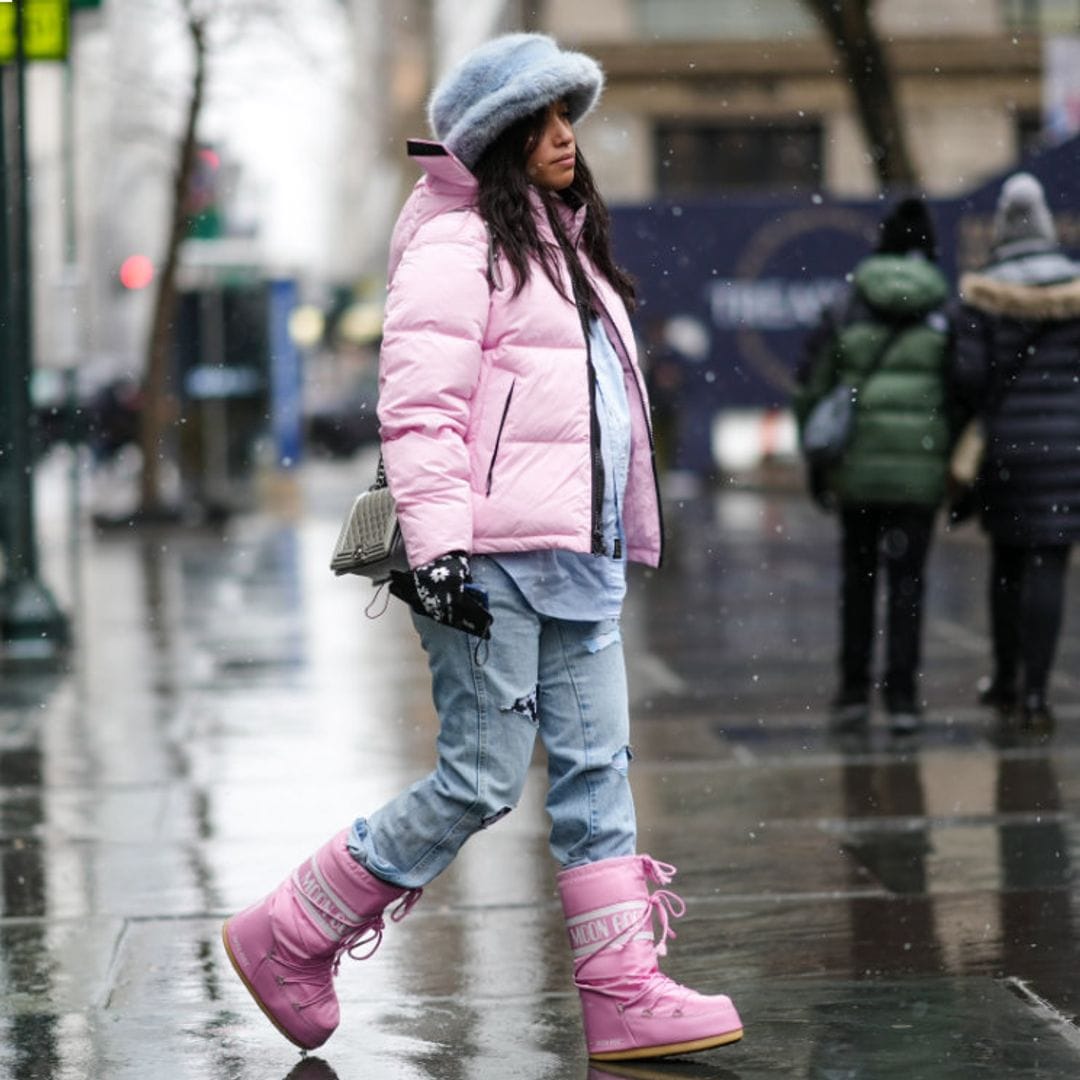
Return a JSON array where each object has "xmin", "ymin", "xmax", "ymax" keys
[
  {"xmin": 221, "ymin": 920, "xmax": 315, "ymax": 1051},
  {"xmin": 590, "ymin": 1027, "xmax": 744, "ymax": 1061}
]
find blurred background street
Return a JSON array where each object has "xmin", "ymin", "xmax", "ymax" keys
[
  {"xmin": 1, "ymin": 453, "xmax": 1079, "ymax": 1079},
  {"xmin": 3, "ymin": 1, "xmax": 1080, "ymax": 1077}
]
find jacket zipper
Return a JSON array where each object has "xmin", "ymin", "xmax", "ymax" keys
[
  {"xmin": 574, "ymin": 300, "xmax": 606, "ymax": 555},
  {"xmin": 485, "ymin": 381, "xmax": 515, "ymax": 495},
  {"xmin": 586, "ymin": 340, "xmax": 605, "ymax": 554}
]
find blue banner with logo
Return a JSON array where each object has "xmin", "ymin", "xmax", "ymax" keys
[{"xmin": 609, "ymin": 133, "xmax": 1080, "ymax": 469}]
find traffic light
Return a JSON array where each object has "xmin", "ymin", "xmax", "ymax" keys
[
  {"xmin": 186, "ymin": 145, "xmax": 222, "ymax": 239},
  {"xmin": 118, "ymin": 253, "xmax": 154, "ymax": 290}
]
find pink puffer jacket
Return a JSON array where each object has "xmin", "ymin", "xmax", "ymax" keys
[{"xmin": 377, "ymin": 141, "xmax": 662, "ymax": 569}]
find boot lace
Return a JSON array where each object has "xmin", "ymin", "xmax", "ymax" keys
[
  {"xmin": 575, "ymin": 858, "xmax": 696, "ymax": 1017},
  {"xmin": 277, "ymin": 887, "xmax": 423, "ymax": 1011}
]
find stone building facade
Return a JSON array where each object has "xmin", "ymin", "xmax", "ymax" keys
[{"xmin": 537, "ymin": 0, "xmax": 1069, "ymax": 201}]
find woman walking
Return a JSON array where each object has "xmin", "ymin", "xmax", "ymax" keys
[
  {"xmin": 222, "ymin": 34, "xmax": 743, "ymax": 1063},
  {"xmin": 795, "ymin": 199, "xmax": 952, "ymax": 735},
  {"xmin": 953, "ymin": 172, "xmax": 1080, "ymax": 732}
]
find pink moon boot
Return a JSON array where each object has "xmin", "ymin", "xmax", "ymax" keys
[
  {"xmin": 557, "ymin": 855, "xmax": 743, "ymax": 1061},
  {"xmin": 222, "ymin": 829, "xmax": 421, "ymax": 1049}
]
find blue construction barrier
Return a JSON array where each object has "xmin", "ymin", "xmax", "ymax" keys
[{"xmin": 610, "ymin": 134, "xmax": 1080, "ymax": 471}]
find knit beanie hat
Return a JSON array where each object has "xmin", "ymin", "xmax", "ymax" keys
[
  {"xmin": 428, "ymin": 33, "xmax": 603, "ymax": 170},
  {"xmin": 992, "ymin": 172, "xmax": 1057, "ymax": 251},
  {"xmin": 878, "ymin": 197, "xmax": 937, "ymax": 260}
]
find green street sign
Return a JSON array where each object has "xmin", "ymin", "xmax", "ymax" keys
[
  {"xmin": 71, "ymin": 0, "xmax": 100, "ymax": 8},
  {"xmin": 0, "ymin": 0, "xmax": 70, "ymax": 63}
]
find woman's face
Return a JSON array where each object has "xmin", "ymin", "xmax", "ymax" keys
[{"xmin": 525, "ymin": 101, "xmax": 576, "ymax": 191}]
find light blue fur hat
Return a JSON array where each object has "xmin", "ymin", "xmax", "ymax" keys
[{"xmin": 428, "ymin": 33, "xmax": 603, "ymax": 170}]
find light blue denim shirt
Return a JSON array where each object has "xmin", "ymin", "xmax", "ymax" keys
[{"xmin": 492, "ymin": 317, "xmax": 631, "ymax": 619}]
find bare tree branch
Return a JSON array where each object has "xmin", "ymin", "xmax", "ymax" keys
[
  {"xmin": 803, "ymin": 0, "xmax": 918, "ymax": 190},
  {"xmin": 137, "ymin": 2, "xmax": 208, "ymax": 514},
  {"xmin": 121, "ymin": 0, "xmax": 339, "ymax": 516}
]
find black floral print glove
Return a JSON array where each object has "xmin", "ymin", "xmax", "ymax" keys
[{"xmin": 389, "ymin": 552, "xmax": 493, "ymax": 639}]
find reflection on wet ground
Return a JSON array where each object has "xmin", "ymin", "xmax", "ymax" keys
[{"xmin": 1, "ymin": 454, "xmax": 1079, "ymax": 1078}]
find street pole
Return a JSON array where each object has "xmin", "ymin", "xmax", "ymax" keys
[
  {"xmin": 0, "ymin": 71, "xmax": 10, "ymax": 573},
  {"xmin": 61, "ymin": 15, "xmax": 85, "ymax": 625},
  {"xmin": 0, "ymin": 0, "xmax": 70, "ymax": 660}
]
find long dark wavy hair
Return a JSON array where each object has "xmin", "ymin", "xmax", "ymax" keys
[{"xmin": 472, "ymin": 107, "xmax": 636, "ymax": 314}]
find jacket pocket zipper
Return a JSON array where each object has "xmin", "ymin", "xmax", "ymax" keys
[{"xmin": 485, "ymin": 381, "xmax": 516, "ymax": 495}]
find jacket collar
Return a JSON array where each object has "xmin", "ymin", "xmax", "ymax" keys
[
  {"xmin": 529, "ymin": 186, "xmax": 588, "ymax": 247},
  {"xmin": 981, "ymin": 249, "xmax": 1078, "ymax": 288},
  {"xmin": 407, "ymin": 139, "xmax": 476, "ymax": 193},
  {"xmin": 407, "ymin": 139, "xmax": 587, "ymax": 244},
  {"xmin": 991, "ymin": 237, "xmax": 1057, "ymax": 263}
]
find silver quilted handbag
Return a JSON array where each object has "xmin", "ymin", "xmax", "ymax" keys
[{"xmin": 329, "ymin": 458, "xmax": 408, "ymax": 582}]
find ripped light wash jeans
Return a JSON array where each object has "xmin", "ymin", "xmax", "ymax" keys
[{"xmin": 348, "ymin": 557, "xmax": 636, "ymax": 889}]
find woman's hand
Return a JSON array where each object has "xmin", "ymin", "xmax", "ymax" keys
[{"xmin": 389, "ymin": 552, "xmax": 493, "ymax": 639}]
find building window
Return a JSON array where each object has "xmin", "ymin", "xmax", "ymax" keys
[
  {"xmin": 633, "ymin": 0, "xmax": 816, "ymax": 39},
  {"xmin": 1000, "ymin": 0, "xmax": 1080, "ymax": 31},
  {"xmin": 655, "ymin": 122, "xmax": 823, "ymax": 197}
]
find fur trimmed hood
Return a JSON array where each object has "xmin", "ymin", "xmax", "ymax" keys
[
  {"xmin": 428, "ymin": 34, "xmax": 603, "ymax": 170},
  {"xmin": 960, "ymin": 271, "xmax": 1080, "ymax": 321}
]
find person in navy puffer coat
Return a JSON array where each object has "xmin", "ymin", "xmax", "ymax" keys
[{"xmin": 952, "ymin": 172, "xmax": 1080, "ymax": 732}]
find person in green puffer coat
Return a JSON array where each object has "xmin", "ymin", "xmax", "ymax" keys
[{"xmin": 794, "ymin": 199, "xmax": 953, "ymax": 736}]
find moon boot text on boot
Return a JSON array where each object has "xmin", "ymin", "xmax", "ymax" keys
[
  {"xmin": 558, "ymin": 854, "xmax": 743, "ymax": 1061},
  {"xmin": 222, "ymin": 829, "xmax": 421, "ymax": 1049}
]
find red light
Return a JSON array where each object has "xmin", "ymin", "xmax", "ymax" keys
[
  {"xmin": 198, "ymin": 147, "xmax": 221, "ymax": 170},
  {"xmin": 119, "ymin": 254, "xmax": 154, "ymax": 290}
]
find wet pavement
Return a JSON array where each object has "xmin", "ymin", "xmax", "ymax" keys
[{"xmin": 2, "ymin": 448, "xmax": 1079, "ymax": 1079}]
